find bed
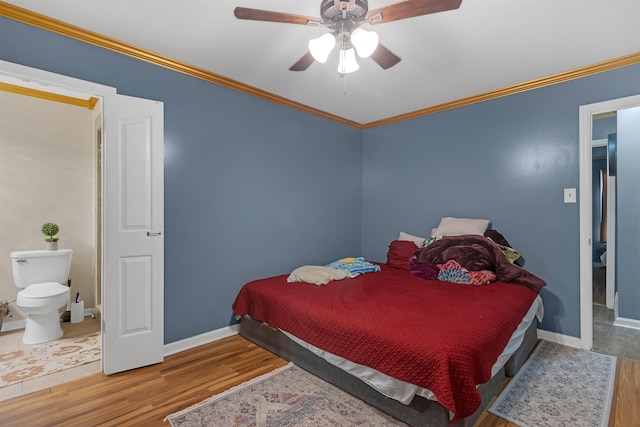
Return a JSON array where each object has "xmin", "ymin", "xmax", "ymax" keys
[{"xmin": 233, "ymin": 230, "xmax": 545, "ymax": 426}]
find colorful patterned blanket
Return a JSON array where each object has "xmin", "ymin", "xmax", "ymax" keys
[{"xmin": 415, "ymin": 235, "xmax": 546, "ymax": 292}]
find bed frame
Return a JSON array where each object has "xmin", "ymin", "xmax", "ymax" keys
[{"xmin": 240, "ymin": 315, "xmax": 538, "ymax": 427}]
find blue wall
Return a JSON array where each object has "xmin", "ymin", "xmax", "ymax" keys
[
  {"xmin": 3, "ymin": 15, "xmax": 640, "ymax": 342},
  {"xmin": 593, "ymin": 116, "xmax": 617, "ymax": 140},
  {"xmin": 0, "ymin": 18, "xmax": 363, "ymax": 343},
  {"xmin": 361, "ymin": 65, "xmax": 640, "ymax": 338},
  {"xmin": 616, "ymin": 106, "xmax": 640, "ymax": 321}
]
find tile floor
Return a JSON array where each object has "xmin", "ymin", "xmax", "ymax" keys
[
  {"xmin": 0, "ymin": 316, "xmax": 102, "ymax": 402},
  {"xmin": 591, "ymin": 266, "xmax": 640, "ymax": 361},
  {"xmin": 592, "ymin": 304, "xmax": 640, "ymax": 362}
]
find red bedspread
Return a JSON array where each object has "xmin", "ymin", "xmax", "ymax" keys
[{"xmin": 233, "ymin": 264, "xmax": 538, "ymax": 421}]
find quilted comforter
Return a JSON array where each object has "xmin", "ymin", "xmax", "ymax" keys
[{"xmin": 233, "ymin": 265, "xmax": 539, "ymax": 421}]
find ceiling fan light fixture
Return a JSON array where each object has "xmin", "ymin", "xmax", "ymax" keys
[
  {"xmin": 350, "ymin": 28, "xmax": 379, "ymax": 58},
  {"xmin": 308, "ymin": 33, "xmax": 336, "ymax": 63},
  {"xmin": 337, "ymin": 48, "xmax": 359, "ymax": 74}
]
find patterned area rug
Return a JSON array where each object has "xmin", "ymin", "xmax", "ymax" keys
[
  {"xmin": 0, "ymin": 332, "xmax": 100, "ymax": 388},
  {"xmin": 165, "ymin": 363, "xmax": 406, "ymax": 426},
  {"xmin": 489, "ymin": 340, "xmax": 617, "ymax": 427}
]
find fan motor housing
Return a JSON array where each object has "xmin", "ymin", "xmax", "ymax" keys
[{"xmin": 320, "ymin": 0, "xmax": 368, "ymax": 23}]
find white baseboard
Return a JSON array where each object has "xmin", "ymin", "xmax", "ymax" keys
[
  {"xmin": 0, "ymin": 318, "xmax": 26, "ymax": 333},
  {"xmin": 613, "ymin": 317, "xmax": 640, "ymax": 331},
  {"xmin": 163, "ymin": 324, "xmax": 240, "ymax": 357},
  {"xmin": 0, "ymin": 307, "xmax": 97, "ymax": 333},
  {"xmin": 2, "ymin": 315, "xmax": 242, "ymax": 359},
  {"xmin": 537, "ymin": 329, "xmax": 582, "ymax": 348}
]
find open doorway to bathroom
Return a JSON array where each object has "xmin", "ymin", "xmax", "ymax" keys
[{"xmin": 0, "ymin": 85, "xmax": 102, "ymax": 401}]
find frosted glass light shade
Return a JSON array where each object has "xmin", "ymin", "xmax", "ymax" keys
[
  {"xmin": 337, "ymin": 48, "xmax": 359, "ymax": 74},
  {"xmin": 351, "ymin": 28, "xmax": 379, "ymax": 58},
  {"xmin": 308, "ymin": 33, "xmax": 336, "ymax": 63}
]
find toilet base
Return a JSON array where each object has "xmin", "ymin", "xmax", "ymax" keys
[{"xmin": 22, "ymin": 311, "xmax": 64, "ymax": 344}]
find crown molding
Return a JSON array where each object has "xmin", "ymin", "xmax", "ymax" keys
[
  {"xmin": 0, "ymin": 2, "xmax": 362, "ymax": 128},
  {"xmin": 593, "ymin": 111, "xmax": 617, "ymax": 120},
  {"xmin": 0, "ymin": 81, "xmax": 99, "ymax": 109},
  {"xmin": 362, "ymin": 52, "xmax": 640, "ymax": 129},
  {"xmin": 2, "ymin": 2, "xmax": 638, "ymax": 130}
]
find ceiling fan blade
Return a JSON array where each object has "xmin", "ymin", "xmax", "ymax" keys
[
  {"xmin": 370, "ymin": 44, "xmax": 401, "ymax": 70},
  {"xmin": 367, "ymin": 0, "xmax": 462, "ymax": 25},
  {"xmin": 234, "ymin": 7, "xmax": 322, "ymax": 26},
  {"xmin": 289, "ymin": 52, "xmax": 315, "ymax": 71}
]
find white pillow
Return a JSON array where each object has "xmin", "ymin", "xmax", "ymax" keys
[
  {"xmin": 398, "ymin": 231, "xmax": 426, "ymax": 248},
  {"xmin": 432, "ymin": 217, "xmax": 490, "ymax": 237},
  {"xmin": 287, "ymin": 265, "xmax": 349, "ymax": 286}
]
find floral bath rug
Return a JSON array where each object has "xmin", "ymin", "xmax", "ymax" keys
[{"xmin": 0, "ymin": 332, "xmax": 100, "ymax": 388}]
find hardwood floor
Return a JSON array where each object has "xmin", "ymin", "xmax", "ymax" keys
[{"xmin": 0, "ymin": 335, "xmax": 637, "ymax": 427}]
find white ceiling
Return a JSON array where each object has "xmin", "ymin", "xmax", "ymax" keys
[{"xmin": 4, "ymin": 0, "xmax": 640, "ymax": 124}]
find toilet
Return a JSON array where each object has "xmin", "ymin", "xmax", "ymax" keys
[{"xmin": 11, "ymin": 249, "xmax": 73, "ymax": 344}]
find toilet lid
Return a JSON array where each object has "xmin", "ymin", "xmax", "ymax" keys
[{"xmin": 18, "ymin": 282, "xmax": 69, "ymax": 299}]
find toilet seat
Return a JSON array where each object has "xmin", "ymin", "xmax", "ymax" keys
[{"xmin": 18, "ymin": 282, "xmax": 69, "ymax": 299}]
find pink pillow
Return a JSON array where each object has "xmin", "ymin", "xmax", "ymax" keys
[{"xmin": 386, "ymin": 240, "xmax": 419, "ymax": 270}]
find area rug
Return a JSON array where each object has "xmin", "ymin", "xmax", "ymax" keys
[
  {"xmin": 489, "ymin": 340, "xmax": 617, "ymax": 427},
  {"xmin": 0, "ymin": 332, "xmax": 101, "ymax": 388},
  {"xmin": 165, "ymin": 363, "xmax": 406, "ymax": 426}
]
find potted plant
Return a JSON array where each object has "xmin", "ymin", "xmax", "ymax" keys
[{"xmin": 41, "ymin": 222, "xmax": 60, "ymax": 251}]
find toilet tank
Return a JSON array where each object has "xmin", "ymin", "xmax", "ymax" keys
[{"xmin": 10, "ymin": 249, "xmax": 73, "ymax": 288}]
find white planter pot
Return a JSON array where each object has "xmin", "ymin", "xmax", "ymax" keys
[{"xmin": 45, "ymin": 241, "xmax": 58, "ymax": 251}]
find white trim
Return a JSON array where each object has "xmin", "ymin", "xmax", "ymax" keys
[
  {"xmin": 0, "ymin": 318, "xmax": 26, "ymax": 333},
  {"xmin": 3, "ymin": 319, "xmax": 245, "ymax": 361},
  {"xmin": 0, "ymin": 307, "xmax": 96, "ymax": 333},
  {"xmin": 163, "ymin": 325, "xmax": 241, "ymax": 357},
  {"xmin": 0, "ymin": 60, "xmax": 116, "ymax": 96},
  {"xmin": 613, "ymin": 317, "xmax": 640, "ymax": 331},
  {"xmin": 536, "ymin": 329, "xmax": 582, "ymax": 349},
  {"xmin": 605, "ymin": 175, "xmax": 616, "ymax": 310},
  {"xmin": 592, "ymin": 138, "xmax": 608, "ymax": 147},
  {"xmin": 579, "ymin": 94, "xmax": 640, "ymax": 351}
]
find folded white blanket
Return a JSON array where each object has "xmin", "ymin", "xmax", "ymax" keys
[{"xmin": 287, "ymin": 265, "xmax": 349, "ymax": 286}]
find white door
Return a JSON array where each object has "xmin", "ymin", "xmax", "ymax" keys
[{"xmin": 102, "ymin": 93, "xmax": 164, "ymax": 374}]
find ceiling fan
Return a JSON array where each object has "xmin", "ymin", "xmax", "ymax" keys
[{"xmin": 234, "ymin": 0, "xmax": 463, "ymax": 74}]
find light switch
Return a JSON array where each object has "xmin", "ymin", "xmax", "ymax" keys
[{"xmin": 564, "ymin": 188, "xmax": 576, "ymax": 203}]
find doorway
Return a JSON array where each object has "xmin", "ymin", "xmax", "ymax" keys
[
  {"xmin": 579, "ymin": 94, "xmax": 640, "ymax": 356},
  {"xmin": 1, "ymin": 60, "xmax": 165, "ymax": 377},
  {"xmin": 0, "ymin": 82, "xmax": 103, "ymax": 399}
]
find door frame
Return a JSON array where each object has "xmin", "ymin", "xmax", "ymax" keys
[
  {"xmin": 578, "ymin": 93, "xmax": 640, "ymax": 350},
  {"xmin": 0, "ymin": 60, "xmax": 165, "ymax": 372}
]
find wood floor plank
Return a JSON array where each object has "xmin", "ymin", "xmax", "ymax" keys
[
  {"xmin": 609, "ymin": 357, "xmax": 640, "ymax": 427},
  {"xmin": 0, "ymin": 335, "xmax": 636, "ymax": 427}
]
